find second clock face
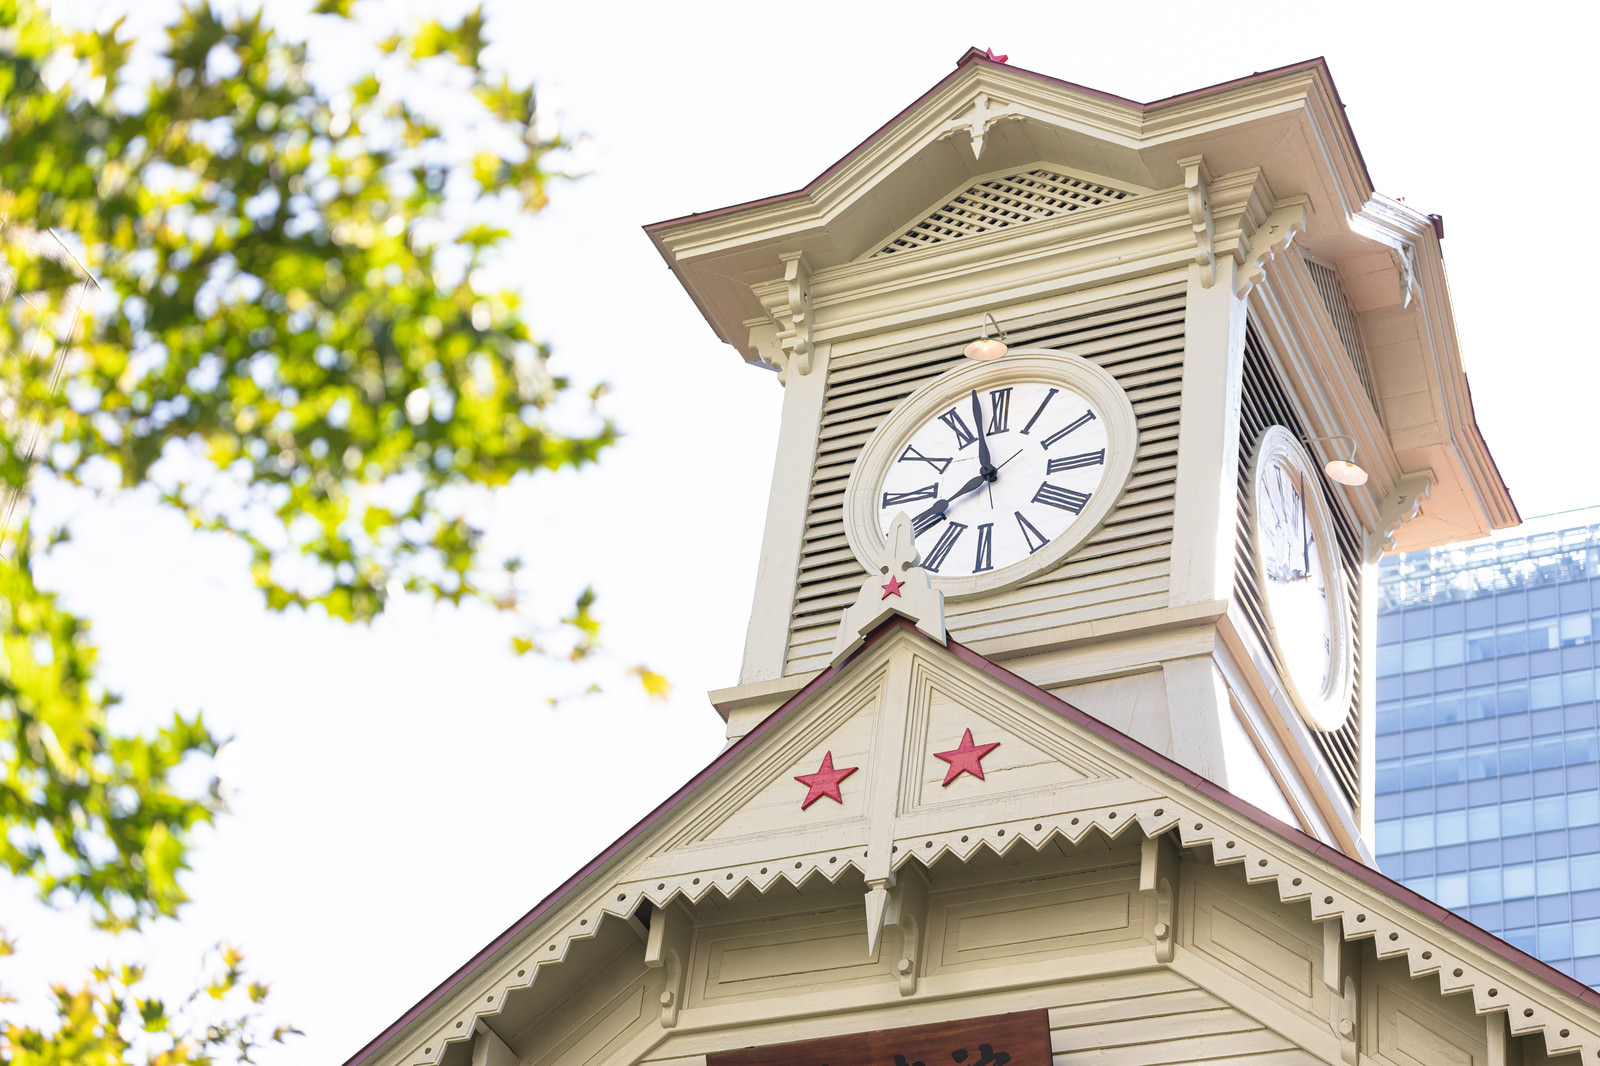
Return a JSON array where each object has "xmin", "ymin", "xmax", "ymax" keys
[
  {"xmin": 875, "ymin": 381, "xmax": 1113, "ymax": 580},
  {"xmin": 1248, "ymin": 424, "xmax": 1353, "ymax": 732},
  {"xmin": 1256, "ymin": 456, "xmax": 1333, "ymax": 698}
]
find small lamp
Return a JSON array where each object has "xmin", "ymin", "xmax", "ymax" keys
[
  {"xmin": 962, "ymin": 312, "xmax": 1009, "ymax": 361},
  {"xmin": 1307, "ymin": 434, "xmax": 1369, "ymax": 487}
]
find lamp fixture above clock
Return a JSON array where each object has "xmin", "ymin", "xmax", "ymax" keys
[
  {"xmin": 962, "ymin": 312, "xmax": 1009, "ymax": 361},
  {"xmin": 1307, "ymin": 434, "xmax": 1369, "ymax": 487}
]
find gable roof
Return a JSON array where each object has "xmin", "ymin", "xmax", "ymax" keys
[
  {"xmin": 644, "ymin": 50, "xmax": 1375, "ymax": 358},
  {"xmin": 346, "ymin": 618, "xmax": 1600, "ymax": 1066}
]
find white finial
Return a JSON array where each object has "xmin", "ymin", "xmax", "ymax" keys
[{"xmin": 830, "ymin": 512, "xmax": 946, "ymax": 664}]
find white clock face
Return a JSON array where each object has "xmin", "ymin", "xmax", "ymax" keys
[
  {"xmin": 875, "ymin": 381, "xmax": 1112, "ymax": 580},
  {"xmin": 1256, "ymin": 458, "xmax": 1332, "ymax": 696},
  {"xmin": 1249, "ymin": 425, "xmax": 1352, "ymax": 732}
]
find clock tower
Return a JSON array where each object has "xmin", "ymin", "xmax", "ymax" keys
[
  {"xmin": 350, "ymin": 55, "xmax": 1600, "ymax": 1066},
  {"xmin": 646, "ymin": 50, "xmax": 1514, "ymax": 859}
]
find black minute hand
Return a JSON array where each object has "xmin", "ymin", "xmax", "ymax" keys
[{"xmin": 971, "ymin": 388, "xmax": 994, "ymax": 476}]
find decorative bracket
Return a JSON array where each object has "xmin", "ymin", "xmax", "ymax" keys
[
  {"xmin": 744, "ymin": 317, "xmax": 784, "ymax": 374},
  {"xmin": 470, "ymin": 1021, "xmax": 516, "ymax": 1066},
  {"xmin": 939, "ymin": 93, "xmax": 1021, "ymax": 160},
  {"xmin": 864, "ymin": 867, "xmax": 929, "ymax": 994},
  {"xmin": 777, "ymin": 251, "xmax": 815, "ymax": 381},
  {"xmin": 1323, "ymin": 921, "xmax": 1359, "ymax": 1064},
  {"xmin": 1397, "ymin": 241, "xmax": 1419, "ymax": 309},
  {"xmin": 643, "ymin": 900, "xmax": 693, "ymax": 1029},
  {"xmin": 1487, "ymin": 1010, "xmax": 1508, "ymax": 1066},
  {"xmin": 1139, "ymin": 834, "xmax": 1179, "ymax": 963},
  {"xmin": 1178, "ymin": 156, "xmax": 1216, "ymax": 289},
  {"xmin": 831, "ymin": 512, "xmax": 946, "ymax": 664},
  {"xmin": 1235, "ymin": 197, "xmax": 1308, "ymax": 297},
  {"xmin": 1370, "ymin": 473, "xmax": 1432, "ymax": 561}
]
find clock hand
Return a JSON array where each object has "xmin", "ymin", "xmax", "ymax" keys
[
  {"xmin": 1299, "ymin": 471, "xmax": 1310, "ymax": 578},
  {"xmin": 971, "ymin": 389, "xmax": 996, "ymax": 479},
  {"xmin": 911, "ymin": 469, "xmax": 993, "ymax": 531}
]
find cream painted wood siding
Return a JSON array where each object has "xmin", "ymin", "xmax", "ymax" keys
[{"xmin": 786, "ymin": 284, "xmax": 1186, "ymax": 673}]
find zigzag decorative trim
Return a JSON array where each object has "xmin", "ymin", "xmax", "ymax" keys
[{"xmin": 402, "ymin": 793, "xmax": 1600, "ymax": 1066}]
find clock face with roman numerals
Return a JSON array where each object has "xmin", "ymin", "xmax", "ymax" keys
[{"xmin": 844, "ymin": 350, "xmax": 1138, "ymax": 599}]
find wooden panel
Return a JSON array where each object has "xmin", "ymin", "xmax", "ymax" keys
[
  {"xmin": 708, "ymin": 1010, "xmax": 1051, "ymax": 1066},
  {"xmin": 786, "ymin": 287, "xmax": 1186, "ymax": 674},
  {"xmin": 929, "ymin": 862, "xmax": 1143, "ymax": 975},
  {"xmin": 546, "ymin": 982, "xmax": 646, "ymax": 1066},
  {"xmin": 1186, "ymin": 867, "xmax": 1323, "ymax": 1017},
  {"xmin": 1364, "ymin": 956, "xmax": 1487, "ymax": 1066},
  {"xmin": 692, "ymin": 903, "xmax": 893, "ymax": 1005},
  {"xmin": 1049, "ymin": 978, "xmax": 1317, "ymax": 1066}
]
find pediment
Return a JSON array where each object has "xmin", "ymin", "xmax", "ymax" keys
[
  {"xmin": 647, "ymin": 53, "xmax": 1369, "ymax": 358},
  {"xmin": 352, "ymin": 622, "xmax": 1600, "ymax": 1066},
  {"xmin": 866, "ymin": 165, "xmax": 1142, "ymax": 261}
]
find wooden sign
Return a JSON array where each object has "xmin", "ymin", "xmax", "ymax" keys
[{"xmin": 706, "ymin": 1010, "xmax": 1050, "ymax": 1066}]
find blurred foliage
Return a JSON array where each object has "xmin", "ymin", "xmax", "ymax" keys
[
  {"xmin": 0, "ymin": 532, "xmax": 216, "ymax": 929},
  {"xmin": 3, "ymin": 942, "xmax": 297, "ymax": 1065},
  {"xmin": 0, "ymin": 0, "xmax": 654, "ymax": 1060}
]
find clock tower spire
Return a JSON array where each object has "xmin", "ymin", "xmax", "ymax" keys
[{"xmin": 646, "ymin": 53, "xmax": 1514, "ymax": 859}]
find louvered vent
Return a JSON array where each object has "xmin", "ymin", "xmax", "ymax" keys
[
  {"xmin": 1304, "ymin": 256, "xmax": 1381, "ymax": 416},
  {"xmin": 1235, "ymin": 322, "xmax": 1363, "ymax": 808},
  {"xmin": 874, "ymin": 170, "xmax": 1135, "ymax": 257},
  {"xmin": 785, "ymin": 287, "xmax": 1185, "ymax": 673}
]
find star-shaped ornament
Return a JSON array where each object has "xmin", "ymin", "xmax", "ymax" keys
[
  {"xmin": 934, "ymin": 728, "xmax": 1001, "ymax": 786},
  {"xmin": 881, "ymin": 574, "xmax": 905, "ymax": 599},
  {"xmin": 795, "ymin": 751, "xmax": 859, "ymax": 810}
]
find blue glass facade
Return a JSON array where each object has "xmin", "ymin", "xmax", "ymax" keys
[{"xmin": 1375, "ymin": 509, "xmax": 1600, "ymax": 984}]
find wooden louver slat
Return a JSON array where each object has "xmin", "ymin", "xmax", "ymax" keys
[{"xmin": 784, "ymin": 288, "xmax": 1186, "ymax": 674}]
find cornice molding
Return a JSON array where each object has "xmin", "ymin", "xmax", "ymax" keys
[{"xmin": 648, "ymin": 59, "xmax": 1374, "ymax": 361}]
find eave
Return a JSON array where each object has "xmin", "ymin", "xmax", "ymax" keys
[
  {"xmin": 346, "ymin": 619, "xmax": 1600, "ymax": 1066},
  {"xmin": 645, "ymin": 53, "xmax": 1371, "ymax": 363}
]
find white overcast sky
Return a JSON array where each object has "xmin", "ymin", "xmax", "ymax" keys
[{"xmin": 11, "ymin": 1, "xmax": 1600, "ymax": 1063}]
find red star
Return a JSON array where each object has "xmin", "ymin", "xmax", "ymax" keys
[
  {"xmin": 881, "ymin": 574, "xmax": 905, "ymax": 599},
  {"xmin": 934, "ymin": 728, "xmax": 1000, "ymax": 786},
  {"xmin": 794, "ymin": 751, "xmax": 858, "ymax": 810}
]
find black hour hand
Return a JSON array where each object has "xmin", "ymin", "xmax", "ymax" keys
[{"xmin": 911, "ymin": 471, "xmax": 991, "ymax": 534}]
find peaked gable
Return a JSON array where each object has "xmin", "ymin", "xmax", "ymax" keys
[
  {"xmin": 645, "ymin": 52, "xmax": 1365, "ymax": 360},
  {"xmin": 869, "ymin": 165, "xmax": 1143, "ymax": 259},
  {"xmin": 348, "ymin": 620, "xmax": 1600, "ymax": 1066}
]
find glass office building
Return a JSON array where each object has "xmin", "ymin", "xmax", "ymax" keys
[{"xmin": 1375, "ymin": 507, "xmax": 1600, "ymax": 984}]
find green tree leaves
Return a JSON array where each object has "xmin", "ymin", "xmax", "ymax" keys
[{"xmin": 1, "ymin": 0, "xmax": 642, "ymax": 1059}]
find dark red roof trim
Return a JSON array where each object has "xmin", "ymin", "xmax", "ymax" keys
[{"xmin": 345, "ymin": 617, "xmax": 1598, "ymax": 1065}]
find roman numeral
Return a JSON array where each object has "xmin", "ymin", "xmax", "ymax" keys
[
  {"xmin": 1047, "ymin": 449, "xmax": 1105, "ymax": 473},
  {"xmin": 987, "ymin": 388, "xmax": 1012, "ymax": 434},
  {"xmin": 1014, "ymin": 510, "xmax": 1049, "ymax": 554},
  {"xmin": 922, "ymin": 521, "xmax": 967, "ymax": 573},
  {"xmin": 897, "ymin": 444, "xmax": 952, "ymax": 474},
  {"xmin": 1040, "ymin": 409, "xmax": 1097, "ymax": 450},
  {"xmin": 911, "ymin": 510, "xmax": 944, "ymax": 537},
  {"xmin": 974, "ymin": 523, "xmax": 995, "ymax": 573},
  {"xmin": 881, "ymin": 484, "xmax": 938, "ymax": 509},
  {"xmin": 1020, "ymin": 388, "xmax": 1059, "ymax": 435},
  {"xmin": 1033, "ymin": 482, "xmax": 1091, "ymax": 513},
  {"xmin": 939, "ymin": 407, "xmax": 976, "ymax": 449}
]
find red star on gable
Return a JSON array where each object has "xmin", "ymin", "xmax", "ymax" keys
[
  {"xmin": 795, "ymin": 751, "xmax": 859, "ymax": 810},
  {"xmin": 881, "ymin": 574, "xmax": 905, "ymax": 599},
  {"xmin": 933, "ymin": 728, "xmax": 1001, "ymax": 786}
]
